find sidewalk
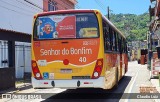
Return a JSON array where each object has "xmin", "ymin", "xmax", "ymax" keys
[
  {"xmin": 151, "ymin": 79, "xmax": 160, "ymax": 102},
  {"xmin": 0, "ymin": 83, "xmax": 34, "ymax": 94},
  {"xmin": 151, "ymin": 79, "xmax": 160, "ymax": 92},
  {"xmin": 0, "ymin": 83, "xmax": 66, "ymax": 102}
]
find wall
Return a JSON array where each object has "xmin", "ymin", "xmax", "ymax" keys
[
  {"xmin": 0, "ymin": 0, "xmax": 41, "ymax": 79},
  {"xmin": 0, "ymin": 68, "xmax": 15, "ymax": 90},
  {"xmin": 0, "ymin": 0, "xmax": 43, "ymax": 34},
  {"xmin": 0, "ymin": 0, "xmax": 76, "ymax": 79},
  {"xmin": 0, "ymin": 41, "xmax": 31, "ymax": 78}
]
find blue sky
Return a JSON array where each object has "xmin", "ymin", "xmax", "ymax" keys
[{"xmin": 77, "ymin": 0, "xmax": 151, "ymax": 15}]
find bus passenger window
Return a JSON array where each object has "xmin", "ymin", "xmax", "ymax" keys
[
  {"xmin": 109, "ymin": 28, "xmax": 113, "ymax": 51},
  {"xmin": 112, "ymin": 32, "xmax": 115, "ymax": 51},
  {"xmin": 125, "ymin": 42, "xmax": 127, "ymax": 53},
  {"xmin": 121, "ymin": 38, "xmax": 124, "ymax": 53},
  {"xmin": 114, "ymin": 32, "xmax": 117, "ymax": 51},
  {"xmin": 103, "ymin": 22, "xmax": 107, "ymax": 51},
  {"xmin": 103, "ymin": 22, "xmax": 111, "ymax": 51},
  {"xmin": 118, "ymin": 36, "xmax": 122, "ymax": 53},
  {"xmin": 116, "ymin": 33, "xmax": 119, "ymax": 52},
  {"xmin": 106, "ymin": 34, "xmax": 111, "ymax": 51}
]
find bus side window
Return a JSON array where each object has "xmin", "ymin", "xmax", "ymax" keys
[
  {"xmin": 112, "ymin": 31, "xmax": 116, "ymax": 51},
  {"xmin": 125, "ymin": 41, "xmax": 128, "ymax": 53},
  {"xmin": 122, "ymin": 38, "xmax": 125, "ymax": 53},
  {"xmin": 118, "ymin": 35, "xmax": 122, "ymax": 53},
  {"xmin": 106, "ymin": 29, "xmax": 111, "ymax": 51},
  {"xmin": 109, "ymin": 28, "xmax": 113, "ymax": 51},
  {"xmin": 121, "ymin": 38, "xmax": 124, "ymax": 53},
  {"xmin": 123, "ymin": 39, "xmax": 126, "ymax": 53},
  {"xmin": 116, "ymin": 32, "xmax": 119, "ymax": 52},
  {"xmin": 114, "ymin": 31, "xmax": 117, "ymax": 51},
  {"xmin": 103, "ymin": 21, "xmax": 111, "ymax": 51},
  {"xmin": 103, "ymin": 22, "xmax": 107, "ymax": 51}
]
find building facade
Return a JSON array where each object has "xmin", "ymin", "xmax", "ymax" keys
[
  {"xmin": 0, "ymin": 0, "xmax": 43, "ymax": 34},
  {"xmin": 43, "ymin": 0, "xmax": 77, "ymax": 12},
  {"xmin": 0, "ymin": 0, "xmax": 43, "ymax": 79},
  {"xmin": 149, "ymin": 0, "xmax": 160, "ymax": 48}
]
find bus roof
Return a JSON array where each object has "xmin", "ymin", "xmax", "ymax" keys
[
  {"xmin": 37, "ymin": 9, "xmax": 96, "ymax": 17},
  {"xmin": 36, "ymin": 9, "xmax": 126, "ymax": 39}
]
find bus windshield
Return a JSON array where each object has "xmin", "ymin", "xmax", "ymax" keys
[{"xmin": 34, "ymin": 13, "xmax": 99, "ymax": 40}]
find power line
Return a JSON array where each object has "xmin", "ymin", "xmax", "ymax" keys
[
  {"xmin": 97, "ymin": 0, "xmax": 106, "ymax": 9},
  {"xmin": 75, "ymin": 4, "xmax": 81, "ymax": 9},
  {"xmin": 0, "ymin": 4, "xmax": 32, "ymax": 16},
  {"xmin": 94, "ymin": 0, "xmax": 106, "ymax": 12},
  {"xmin": 0, "ymin": 0, "xmax": 35, "ymax": 14},
  {"xmin": 24, "ymin": 0, "xmax": 44, "ymax": 11},
  {"xmin": 15, "ymin": 0, "xmax": 42, "ymax": 12}
]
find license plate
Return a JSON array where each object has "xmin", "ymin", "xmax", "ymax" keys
[{"xmin": 60, "ymin": 69, "xmax": 72, "ymax": 73}]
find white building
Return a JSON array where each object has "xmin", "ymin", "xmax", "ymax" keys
[{"xmin": 0, "ymin": 0, "xmax": 43, "ymax": 78}]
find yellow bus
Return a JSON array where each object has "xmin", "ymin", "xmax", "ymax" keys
[{"xmin": 31, "ymin": 9, "xmax": 128, "ymax": 89}]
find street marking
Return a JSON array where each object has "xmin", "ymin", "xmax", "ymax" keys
[{"xmin": 124, "ymin": 71, "xmax": 139, "ymax": 102}]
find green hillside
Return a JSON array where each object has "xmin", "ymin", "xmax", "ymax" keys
[{"xmin": 108, "ymin": 13, "xmax": 149, "ymax": 42}]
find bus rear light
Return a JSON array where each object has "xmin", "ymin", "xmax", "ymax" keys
[
  {"xmin": 32, "ymin": 62, "xmax": 37, "ymax": 68},
  {"xmin": 95, "ymin": 66, "xmax": 101, "ymax": 72},
  {"xmin": 33, "ymin": 68, "xmax": 39, "ymax": 73},
  {"xmin": 91, "ymin": 59, "xmax": 103, "ymax": 79},
  {"xmin": 32, "ymin": 60, "xmax": 42, "ymax": 80},
  {"xmin": 98, "ymin": 61, "xmax": 102, "ymax": 66}
]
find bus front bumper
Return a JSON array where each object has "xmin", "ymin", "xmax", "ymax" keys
[{"xmin": 32, "ymin": 77, "xmax": 105, "ymax": 89}]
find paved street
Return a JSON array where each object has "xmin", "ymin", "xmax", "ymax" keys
[
  {"xmin": 1, "ymin": 61, "xmax": 160, "ymax": 102},
  {"xmin": 43, "ymin": 61, "xmax": 157, "ymax": 102},
  {"xmin": 120, "ymin": 61, "xmax": 155, "ymax": 102}
]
